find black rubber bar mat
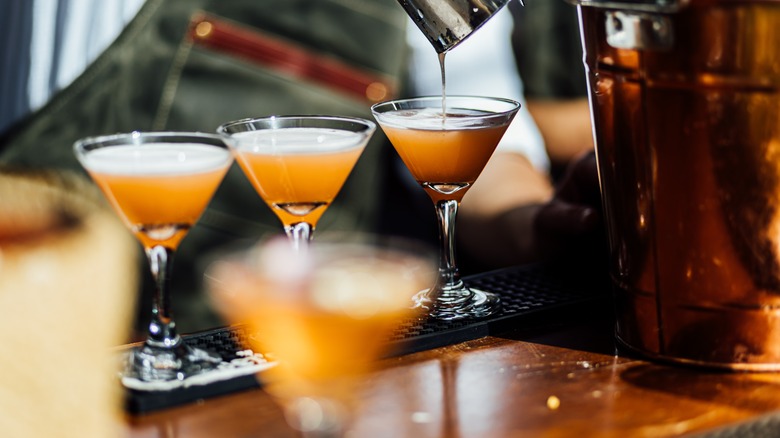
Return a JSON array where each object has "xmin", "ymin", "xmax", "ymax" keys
[{"xmin": 125, "ymin": 263, "xmax": 609, "ymax": 414}]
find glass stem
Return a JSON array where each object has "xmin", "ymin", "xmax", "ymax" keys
[
  {"xmin": 285, "ymin": 222, "xmax": 313, "ymax": 251},
  {"xmin": 145, "ymin": 245, "xmax": 180, "ymax": 349},
  {"xmin": 435, "ymin": 199, "xmax": 465, "ymax": 293}
]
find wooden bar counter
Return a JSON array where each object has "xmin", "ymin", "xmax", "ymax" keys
[{"xmin": 123, "ymin": 309, "xmax": 780, "ymax": 437}]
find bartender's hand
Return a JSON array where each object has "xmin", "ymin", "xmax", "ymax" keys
[
  {"xmin": 459, "ymin": 150, "xmax": 605, "ymax": 271},
  {"xmin": 532, "ymin": 151, "xmax": 604, "ymax": 263}
]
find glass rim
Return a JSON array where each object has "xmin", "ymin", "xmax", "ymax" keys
[
  {"xmin": 370, "ymin": 95, "xmax": 521, "ymax": 115},
  {"xmin": 216, "ymin": 114, "xmax": 377, "ymax": 136},
  {"xmin": 73, "ymin": 131, "xmax": 227, "ymax": 153}
]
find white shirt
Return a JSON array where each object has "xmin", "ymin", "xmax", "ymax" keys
[
  {"xmin": 405, "ymin": 7, "xmax": 549, "ymax": 171},
  {"xmin": 0, "ymin": 0, "xmax": 144, "ymax": 133},
  {"xmin": 28, "ymin": 0, "xmax": 146, "ymax": 111}
]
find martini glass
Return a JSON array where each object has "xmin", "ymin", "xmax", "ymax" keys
[
  {"xmin": 74, "ymin": 132, "xmax": 233, "ymax": 381},
  {"xmin": 217, "ymin": 116, "xmax": 375, "ymax": 250},
  {"xmin": 207, "ymin": 234, "xmax": 434, "ymax": 437},
  {"xmin": 371, "ymin": 96, "xmax": 520, "ymax": 320}
]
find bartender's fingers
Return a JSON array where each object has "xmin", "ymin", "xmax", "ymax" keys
[
  {"xmin": 555, "ymin": 151, "xmax": 601, "ymax": 208},
  {"xmin": 532, "ymin": 151, "xmax": 605, "ymax": 262},
  {"xmin": 535, "ymin": 199, "xmax": 601, "ymax": 238},
  {"xmin": 536, "ymin": 150, "xmax": 602, "ymax": 238},
  {"xmin": 532, "ymin": 199, "xmax": 606, "ymax": 264}
]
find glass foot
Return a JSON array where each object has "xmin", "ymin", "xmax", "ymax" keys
[
  {"xmin": 284, "ymin": 397, "xmax": 348, "ymax": 436},
  {"xmin": 413, "ymin": 286, "xmax": 501, "ymax": 321},
  {"xmin": 129, "ymin": 342, "xmax": 222, "ymax": 382}
]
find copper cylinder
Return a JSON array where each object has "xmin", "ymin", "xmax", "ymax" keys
[{"xmin": 578, "ymin": 0, "xmax": 780, "ymax": 369}]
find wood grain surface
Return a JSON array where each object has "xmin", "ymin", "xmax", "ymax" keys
[{"xmin": 124, "ymin": 311, "xmax": 780, "ymax": 437}]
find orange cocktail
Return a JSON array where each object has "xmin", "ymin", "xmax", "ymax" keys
[
  {"xmin": 372, "ymin": 96, "xmax": 520, "ymax": 321},
  {"xmin": 231, "ymin": 129, "xmax": 365, "ymax": 227},
  {"xmin": 379, "ymin": 113, "xmax": 508, "ymax": 203},
  {"xmin": 208, "ymin": 236, "xmax": 433, "ymax": 434},
  {"xmin": 75, "ymin": 133, "xmax": 233, "ymax": 382},
  {"xmin": 89, "ymin": 160, "xmax": 228, "ymax": 249},
  {"xmin": 219, "ymin": 117, "xmax": 375, "ymax": 248},
  {"xmin": 216, "ymin": 250, "xmax": 424, "ymax": 400}
]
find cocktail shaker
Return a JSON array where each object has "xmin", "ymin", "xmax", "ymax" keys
[{"xmin": 396, "ymin": 0, "xmax": 514, "ymax": 53}]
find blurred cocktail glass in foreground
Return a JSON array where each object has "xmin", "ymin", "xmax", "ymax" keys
[
  {"xmin": 74, "ymin": 132, "xmax": 233, "ymax": 381},
  {"xmin": 218, "ymin": 116, "xmax": 375, "ymax": 249},
  {"xmin": 207, "ymin": 235, "xmax": 434, "ymax": 436},
  {"xmin": 371, "ymin": 96, "xmax": 520, "ymax": 320}
]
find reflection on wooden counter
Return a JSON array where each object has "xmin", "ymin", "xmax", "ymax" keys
[{"xmin": 125, "ymin": 312, "xmax": 780, "ymax": 437}]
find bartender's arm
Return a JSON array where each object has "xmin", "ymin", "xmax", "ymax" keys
[
  {"xmin": 459, "ymin": 150, "xmax": 602, "ymax": 269},
  {"xmin": 458, "ymin": 152, "xmax": 552, "ymax": 268}
]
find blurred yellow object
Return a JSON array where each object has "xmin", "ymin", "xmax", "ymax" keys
[{"xmin": 0, "ymin": 169, "xmax": 137, "ymax": 437}]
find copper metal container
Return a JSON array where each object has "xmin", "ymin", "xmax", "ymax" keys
[
  {"xmin": 574, "ymin": 0, "xmax": 780, "ymax": 369},
  {"xmin": 397, "ymin": 0, "xmax": 511, "ymax": 52}
]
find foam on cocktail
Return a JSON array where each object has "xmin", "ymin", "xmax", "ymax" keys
[
  {"xmin": 231, "ymin": 128, "xmax": 369, "ymax": 154},
  {"xmin": 82, "ymin": 143, "xmax": 232, "ymax": 175},
  {"xmin": 373, "ymin": 107, "xmax": 499, "ymax": 130}
]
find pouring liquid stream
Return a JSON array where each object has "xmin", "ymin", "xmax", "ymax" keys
[{"xmin": 439, "ymin": 52, "xmax": 447, "ymax": 124}]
